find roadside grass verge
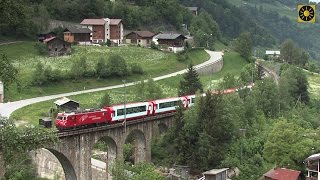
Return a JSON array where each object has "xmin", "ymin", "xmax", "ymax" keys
[
  {"xmin": 11, "ymin": 51, "xmax": 247, "ymax": 125},
  {"xmin": 307, "ymin": 72, "xmax": 320, "ymax": 99},
  {"xmin": 3, "ymin": 42, "xmax": 209, "ymax": 101}
]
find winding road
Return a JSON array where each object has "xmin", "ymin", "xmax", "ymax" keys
[{"xmin": 0, "ymin": 50, "xmax": 223, "ymax": 118}]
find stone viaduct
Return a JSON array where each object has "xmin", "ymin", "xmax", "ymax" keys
[{"xmin": 37, "ymin": 114, "xmax": 175, "ymax": 180}]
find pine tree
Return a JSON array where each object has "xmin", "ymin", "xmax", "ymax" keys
[{"xmin": 178, "ymin": 64, "xmax": 203, "ymax": 96}]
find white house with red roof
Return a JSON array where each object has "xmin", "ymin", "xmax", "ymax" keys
[{"xmin": 80, "ymin": 18, "xmax": 123, "ymax": 44}]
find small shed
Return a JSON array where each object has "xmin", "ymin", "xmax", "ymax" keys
[
  {"xmin": 38, "ymin": 31, "xmax": 56, "ymax": 42},
  {"xmin": 43, "ymin": 37, "xmax": 71, "ymax": 56},
  {"xmin": 54, "ymin": 97, "xmax": 79, "ymax": 111},
  {"xmin": 187, "ymin": 7, "xmax": 199, "ymax": 16},
  {"xmin": 264, "ymin": 168, "xmax": 301, "ymax": 180},
  {"xmin": 202, "ymin": 168, "xmax": 229, "ymax": 180}
]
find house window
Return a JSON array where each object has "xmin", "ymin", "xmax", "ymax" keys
[
  {"xmin": 55, "ymin": 48, "xmax": 57, "ymax": 51},
  {"xmin": 138, "ymin": 40, "xmax": 141, "ymax": 43}
]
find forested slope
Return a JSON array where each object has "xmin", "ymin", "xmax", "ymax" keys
[{"xmin": 1, "ymin": 0, "xmax": 319, "ymax": 61}]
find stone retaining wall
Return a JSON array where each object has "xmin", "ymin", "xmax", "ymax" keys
[{"xmin": 196, "ymin": 57, "xmax": 223, "ymax": 75}]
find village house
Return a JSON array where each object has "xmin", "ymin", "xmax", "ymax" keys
[
  {"xmin": 80, "ymin": 18, "xmax": 123, "ymax": 44},
  {"xmin": 125, "ymin": 31, "xmax": 155, "ymax": 47},
  {"xmin": 63, "ymin": 26, "xmax": 91, "ymax": 44},
  {"xmin": 43, "ymin": 37, "xmax": 71, "ymax": 56},
  {"xmin": 187, "ymin": 7, "xmax": 199, "ymax": 16},
  {"xmin": 153, "ymin": 33, "xmax": 187, "ymax": 53},
  {"xmin": 38, "ymin": 31, "xmax": 56, "ymax": 42},
  {"xmin": 263, "ymin": 168, "xmax": 301, "ymax": 180}
]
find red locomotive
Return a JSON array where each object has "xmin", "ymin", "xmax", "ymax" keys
[{"xmin": 56, "ymin": 84, "xmax": 254, "ymax": 131}]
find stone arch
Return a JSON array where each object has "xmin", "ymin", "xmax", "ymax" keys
[
  {"xmin": 125, "ymin": 129, "xmax": 146, "ymax": 164},
  {"xmin": 158, "ymin": 122, "xmax": 168, "ymax": 135},
  {"xmin": 92, "ymin": 136, "xmax": 118, "ymax": 180},
  {"xmin": 43, "ymin": 148, "xmax": 77, "ymax": 180}
]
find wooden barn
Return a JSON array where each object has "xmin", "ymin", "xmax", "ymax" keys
[
  {"xmin": 43, "ymin": 37, "xmax": 71, "ymax": 56},
  {"xmin": 63, "ymin": 26, "xmax": 91, "ymax": 44}
]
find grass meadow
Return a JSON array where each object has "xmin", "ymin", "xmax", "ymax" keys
[
  {"xmin": 11, "ymin": 51, "xmax": 248, "ymax": 125},
  {"xmin": 1, "ymin": 42, "xmax": 209, "ymax": 101}
]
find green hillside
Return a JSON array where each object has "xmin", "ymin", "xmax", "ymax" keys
[{"xmin": 1, "ymin": 42, "xmax": 209, "ymax": 101}]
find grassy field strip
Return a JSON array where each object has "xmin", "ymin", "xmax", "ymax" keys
[
  {"xmin": 1, "ymin": 42, "xmax": 209, "ymax": 101},
  {"xmin": 308, "ymin": 73, "xmax": 320, "ymax": 99},
  {"xmin": 11, "ymin": 51, "xmax": 247, "ymax": 125}
]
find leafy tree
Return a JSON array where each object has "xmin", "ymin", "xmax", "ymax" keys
[
  {"xmin": 134, "ymin": 77, "xmax": 163, "ymax": 101},
  {"xmin": 264, "ymin": 119, "xmax": 318, "ymax": 170},
  {"xmin": 178, "ymin": 64, "xmax": 203, "ymax": 96},
  {"xmin": 95, "ymin": 57, "xmax": 109, "ymax": 78},
  {"xmin": 234, "ymin": 32, "xmax": 252, "ymax": 61},
  {"xmin": 239, "ymin": 63, "xmax": 255, "ymax": 84},
  {"xmin": 70, "ymin": 56, "xmax": 89, "ymax": 79},
  {"xmin": 107, "ymin": 55, "xmax": 128, "ymax": 77},
  {"xmin": 280, "ymin": 39, "xmax": 296, "ymax": 64},
  {"xmin": 253, "ymin": 78, "xmax": 279, "ymax": 117},
  {"xmin": 99, "ymin": 92, "xmax": 112, "ymax": 108},
  {"xmin": 0, "ymin": 52, "xmax": 18, "ymax": 90},
  {"xmin": 0, "ymin": 116, "xmax": 58, "ymax": 179},
  {"xmin": 279, "ymin": 66, "xmax": 309, "ymax": 107},
  {"xmin": 32, "ymin": 62, "xmax": 47, "ymax": 86},
  {"xmin": 220, "ymin": 73, "xmax": 238, "ymax": 89},
  {"xmin": 190, "ymin": 10, "xmax": 220, "ymax": 48}
]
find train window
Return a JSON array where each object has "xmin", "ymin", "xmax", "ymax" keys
[
  {"xmin": 159, "ymin": 100, "xmax": 180, "ymax": 109},
  {"xmin": 191, "ymin": 98, "xmax": 195, "ymax": 103},
  {"xmin": 117, "ymin": 105, "xmax": 147, "ymax": 116},
  {"xmin": 57, "ymin": 116, "xmax": 63, "ymax": 120}
]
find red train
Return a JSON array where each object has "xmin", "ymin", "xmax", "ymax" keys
[{"xmin": 56, "ymin": 84, "xmax": 254, "ymax": 131}]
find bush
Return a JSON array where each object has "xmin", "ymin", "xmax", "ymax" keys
[
  {"xmin": 96, "ymin": 57, "xmax": 109, "ymax": 78},
  {"xmin": 131, "ymin": 63, "xmax": 144, "ymax": 74},
  {"xmin": 34, "ymin": 42, "xmax": 47, "ymax": 55},
  {"xmin": 177, "ymin": 52, "xmax": 189, "ymax": 62},
  {"xmin": 106, "ymin": 39, "xmax": 111, "ymax": 47},
  {"xmin": 107, "ymin": 55, "xmax": 129, "ymax": 77},
  {"xmin": 150, "ymin": 42, "xmax": 158, "ymax": 50},
  {"xmin": 100, "ymin": 92, "xmax": 112, "ymax": 108},
  {"xmin": 32, "ymin": 62, "xmax": 47, "ymax": 85}
]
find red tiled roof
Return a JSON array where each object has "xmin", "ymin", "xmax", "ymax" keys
[
  {"xmin": 264, "ymin": 168, "xmax": 301, "ymax": 180},
  {"xmin": 80, "ymin": 19, "xmax": 105, "ymax": 25},
  {"xmin": 110, "ymin": 19, "xmax": 122, "ymax": 25},
  {"xmin": 43, "ymin": 37, "xmax": 56, "ymax": 43}
]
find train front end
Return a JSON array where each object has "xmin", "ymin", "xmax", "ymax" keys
[{"xmin": 56, "ymin": 113, "xmax": 74, "ymax": 130}]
